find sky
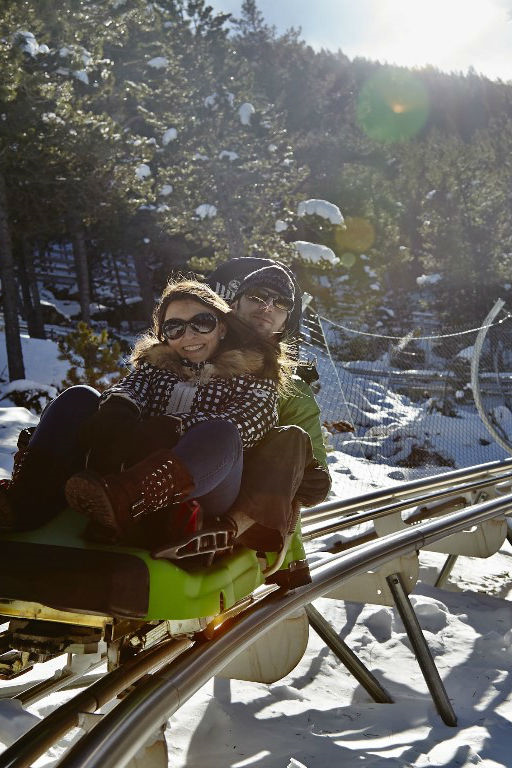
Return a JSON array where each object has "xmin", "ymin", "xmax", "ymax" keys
[
  {"xmin": 1, "ymin": 331, "xmax": 512, "ymax": 766},
  {"xmin": 209, "ymin": 0, "xmax": 512, "ymax": 83}
]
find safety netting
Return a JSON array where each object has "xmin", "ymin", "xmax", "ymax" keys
[{"xmin": 300, "ymin": 302, "xmax": 512, "ymax": 477}]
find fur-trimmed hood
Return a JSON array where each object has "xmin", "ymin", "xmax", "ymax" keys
[{"xmin": 141, "ymin": 343, "xmax": 267, "ymax": 383}]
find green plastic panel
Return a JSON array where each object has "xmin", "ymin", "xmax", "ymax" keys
[{"xmin": 0, "ymin": 509, "xmax": 265, "ymax": 621}]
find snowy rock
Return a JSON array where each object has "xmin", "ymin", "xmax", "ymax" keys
[
  {"xmin": 159, "ymin": 184, "xmax": 173, "ymax": 196},
  {"xmin": 297, "ymin": 199, "xmax": 345, "ymax": 226},
  {"xmin": 409, "ymin": 596, "xmax": 449, "ymax": 633},
  {"xmin": 387, "ymin": 469, "xmax": 405, "ymax": 480},
  {"xmin": 0, "ymin": 380, "xmax": 58, "ymax": 415},
  {"xmin": 275, "ymin": 219, "xmax": 288, "ymax": 232},
  {"xmin": 292, "ymin": 241, "xmax": 339, "ymax": 265},
  {"xmin": 364, "ymin": 607, "xmax": 393, "ymax": 642}
]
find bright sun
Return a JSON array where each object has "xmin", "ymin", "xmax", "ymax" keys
[{"xmin": 372, "ymin": 0, "xmax": 498, "ymax": 71}]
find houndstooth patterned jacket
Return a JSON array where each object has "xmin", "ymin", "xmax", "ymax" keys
[{"xmin": 100, "ymin": 344, "xmax": 278, "ymax": 449}]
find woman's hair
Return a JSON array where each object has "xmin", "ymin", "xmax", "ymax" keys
[{"xmin": 130, "ymin": 278, "xmax": 295, "ymax": 392}]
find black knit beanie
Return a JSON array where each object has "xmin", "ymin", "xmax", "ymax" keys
[{"xmin": 234, "ymin": 265, "xmax": 295, "ymax": 304}]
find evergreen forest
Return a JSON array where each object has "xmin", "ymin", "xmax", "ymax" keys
[{"xmin": 2, "ymin": 0, "xmax": 512, "ymax": 380}]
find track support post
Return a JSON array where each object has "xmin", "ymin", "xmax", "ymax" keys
[
  {"xmin": 434, "ymin": 554, "xmax": 458, "ymax": 589},
  {"xmin": 305, "ymin": 604, "xmax": 393, "ymax": 704},
  {"xmin": 386, "ymin": 572, "xmax": 457, "ymax": 726}
]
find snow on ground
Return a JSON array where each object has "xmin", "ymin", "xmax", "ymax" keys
[
  {"xmin": 0, "ymin": 333, "xmax": 70, "ymax": 391},
  {"xmin": 1, "ymin": 333, "xmax": 512, "ymax": 766}
]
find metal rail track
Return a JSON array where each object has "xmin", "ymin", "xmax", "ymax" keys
[
  {"xmin": 0, "ymin": 458, "xmax": 512, "ymax": 767},
  {"xmin": 56, "ymin": 492, "xmax": 512, "ymax": 768}
]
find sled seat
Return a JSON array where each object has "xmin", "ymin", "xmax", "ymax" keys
[{"xmin": 0, "ymin": 508, "xmax": 264, "ymax": 622}]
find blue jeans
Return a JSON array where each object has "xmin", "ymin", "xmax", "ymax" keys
[
  {"xmin": 30, "ymin": 385, "xmax": 100, "ymax": 472},
  {"xmin": 31, "ymin": 386, "xmax": 243, "ymax": 517},
  {"xmin": 174, "ymin": 420, "xmax": 243, "ymax": 517}
]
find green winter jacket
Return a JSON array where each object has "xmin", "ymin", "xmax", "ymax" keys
[{"xmin": 278, "ymin": 376, "xmax": 328, "ymax": 468}]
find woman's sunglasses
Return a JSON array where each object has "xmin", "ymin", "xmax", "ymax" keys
[
  {"xmin": 244, "ymin": 288, "xmax": 294, "ymax": 313},
  {"xmin": 162, "ymin": 312, "xmax": 219, "ymax": 341}
]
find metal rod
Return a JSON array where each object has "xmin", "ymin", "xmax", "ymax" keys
[
  {"xmin": 305, "ymin": 604, "xmax": 392, "ymax": 704},
  {"xmin": 386, "ymin": 573, "xmax": 457, "ymax": 727},
  {"xmin": 470, "ymin": 299, "xmax": 512, "ymax": 457},
  {"xmin": 17, "ymin": 656, "xmax": 107, "ymax": 708},
  {"xmin": 303, "ymin": 470, "xmax": 512, "ymax": 540},
  {"xmin": 506, "ymin": 519, "xmax": 512, "ymax": 548},
  {"xmin": 302, "ymin": 458, "xmax": 512, "ymax": 523},
  {"xmin": 0, "ymin": 638, "xmax": 191, "ymax": 768},
  {"xmin": 434, "ymin": 554, "xmax": 458, "ymax": 589}
]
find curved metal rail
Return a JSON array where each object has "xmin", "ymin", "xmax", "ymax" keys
[
  {"xmin": 1, "ymin": 459, "xmax": 512, "ymax": 767},
  {"xmin": 302, "ymin": 465, "xmax": 512, "ymax": 539},
  {"xmin": 56, "ymin": 491, "xmax": 512, "ymax": 768},
  {"xmin": 302, "ymin": 456, "xmax": 512, "ymax": 524}
]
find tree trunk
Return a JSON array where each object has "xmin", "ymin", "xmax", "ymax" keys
[
  {"xmin": 17, "ymin": 237, "xmax": 46, "ymax": 339},
  {"xmin": 25, "ymin": 242, "xmax": 46, "ymax": 339},
  {"xmin": 215, "ymin": 175, "xmax": 245, "ymax": 260},
  {"xmin": 133, "ymin": 247, "xmax": 154, "ymax": 320},
  {"xmin": 15, "ymin": 237, "xmax": 34, "ymax": 331},
  {"xmin": 0, "ymin": 172, "xmax": 25, "ymax": 381},
  {"xmin": 71, "ymin": 226, "xmax": 91, "ymax": 324},
  {"xmin": 112, "ymin": 252, "xmax": 132, "ymax": 331}
]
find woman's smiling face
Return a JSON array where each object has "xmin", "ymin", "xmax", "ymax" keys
[{"xmin": 163, "ymin": 298, "xmax": 226, "ymax": 362}]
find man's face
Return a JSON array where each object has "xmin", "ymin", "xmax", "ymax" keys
[{"xmin": 235, "ymin": 287, "xmax": 290, "ymax": 338}]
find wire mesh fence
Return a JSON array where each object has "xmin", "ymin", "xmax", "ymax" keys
[{"xmin": 300, "ymin": 304, "xmax": 512, "ymax": 476}]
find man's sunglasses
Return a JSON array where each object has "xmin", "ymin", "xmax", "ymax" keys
[
  {"xmin": 244, "ymin": 288, "xmax": 293, "ymax": 313},
  {"xmin": 162, "ymin": 312, "xmax": 218, "ymax": 341}
]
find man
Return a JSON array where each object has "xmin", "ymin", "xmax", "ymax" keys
[
  {"xmin": 208, "ymin": 260, "xmax": 331, "ymax": 584},
  {"xmin": 230, "ymin": 263, "xmax": 328, "ymax": 469}
]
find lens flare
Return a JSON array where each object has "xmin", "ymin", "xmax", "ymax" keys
[
  {"xmin": 357, "ymin": 69, "xmax": 429, "ymax": 143},
  {"xmin": 340, "ymin": 252, "xmax": 356, "ymax": 268},
  {"xmin": 335, "ymin": 217, "xmax": 375, "ymax": 253}
]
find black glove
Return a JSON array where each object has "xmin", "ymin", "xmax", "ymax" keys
[
  {"xmin": 295, "ymin": 460, "xmax": 331, "ymax": 507},
  {"xmin": 125, "ymin": 415, "xmax": 182, "ymax": 465},
  {"xmin": 80, "ymin": 397, "xmax": 139, "ymax": 449},
  {"xmin": 81, "ymin": 398, "xmax": 139, "ymax": 474}
]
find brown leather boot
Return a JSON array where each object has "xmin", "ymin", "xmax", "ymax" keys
[
  {"xmin": 65, "ymin": 449, "xmax": 194, "ymax": 539},
  {"xmin": 0, "ymin": 436, "xmax": 70, "ymax": 532}
]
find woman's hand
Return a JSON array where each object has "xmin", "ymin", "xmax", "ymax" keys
[
  {"xmin": 127, "ymin": 415, "xmax": 182, "ymax": 465},
  {"xmin": 81, "ymin": 398, "xmax": 139, "ymax": 473},
  {"xmin": 81, "ymin": 398, "xmax": 139, "ymax": 447}
]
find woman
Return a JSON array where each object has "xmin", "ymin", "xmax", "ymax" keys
[{"xmin": 1, "ymin": 280, "xmax": 290, "ymax": 558}]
